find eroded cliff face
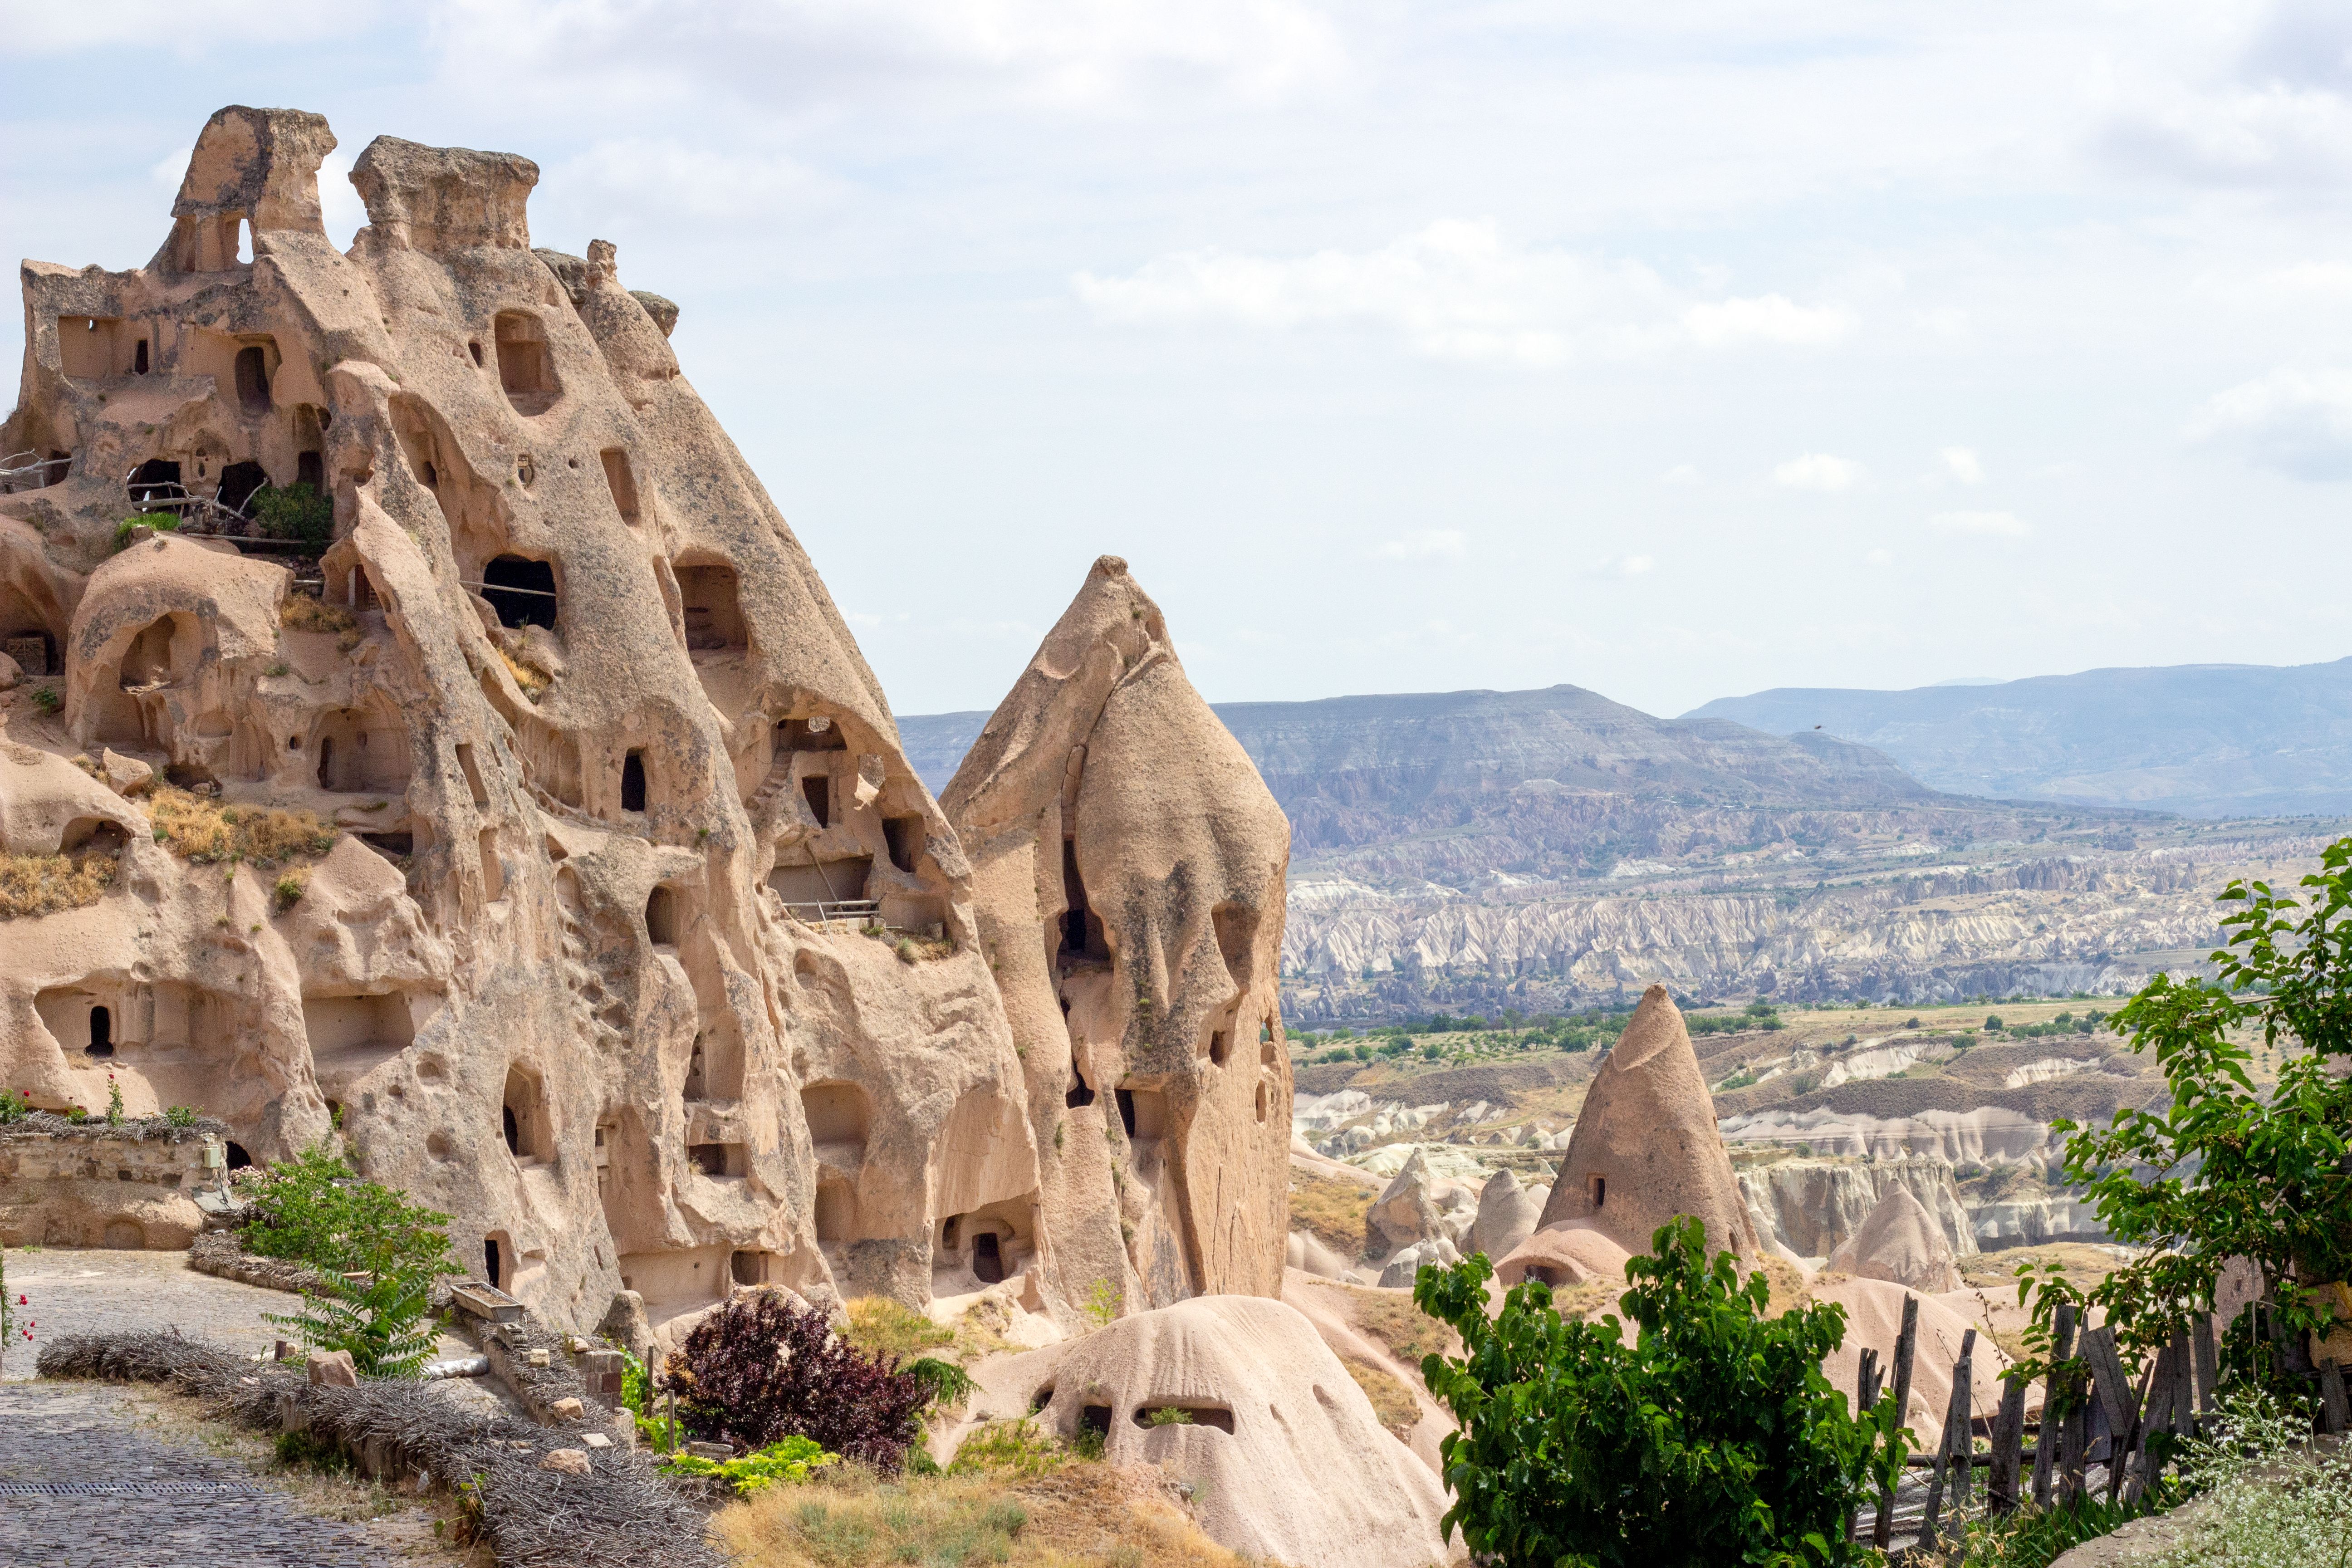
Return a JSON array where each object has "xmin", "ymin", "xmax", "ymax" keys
[
  {"xmin": 0, "ymin": 106, "xmax": 1040, "ymax": 1333},
  {"xmin": 1736, "ymin": 1156, "xmax": 1978, "ymax": 1264},
  {"xmin": 944, "ymin": 558, "xmax": 1293, "ymax": 1312}
]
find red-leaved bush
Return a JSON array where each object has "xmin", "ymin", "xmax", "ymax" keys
[{"xmin": 662, "ymin": 1290, "xmax": 929, "ymax": 1468}]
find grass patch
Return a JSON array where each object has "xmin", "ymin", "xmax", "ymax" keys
[
  {"xmin": 1350, "ymin": 1285, "xmax": 1460, "ymax": 1367},
  {"xmin": 146, "ymin": 785, "xmax": 337, "ymax": 866},
  {"xmin": 499, "ymin": 648, "xmax": 550, "ymax": 700},
  {"xmin": 1957, "ymin": 1241, "xmax": 2126, "ymax": 1294},
  {"xmin": 0, "ymin": 846, "xmax": 119, "ymax": 919},
  {"xmin": 946, "ymin": 1420, "xmax": 1068, "ymax": 1480},
  {"xmin": 715, "ymin": 1458, "xmax": 1246, "ymax": 1568},
  {"xmin": 1289, "ymin": 1172, "xmax": 1376, "ymax": 1260},
  {"xmin": 280, "ymin": 594, "xmax": 359, "ymax": 652},
  {"xmin": 842, "ymin": 1296, "xmax": 955, "ymax": 1362},
  {"xmin": 1340, "ymin": 1356, "xmax": 1421, "ymax": 1436}
]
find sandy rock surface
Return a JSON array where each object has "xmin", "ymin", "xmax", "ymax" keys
[{"xmin": 1827, "ymin": 1184, "xmax": 1964, "ymax": 1294}]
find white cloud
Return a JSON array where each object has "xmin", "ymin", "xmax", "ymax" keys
[
  {"xmin": 7, "ymin": 0, "xmax": 376, "ymax": 52},
  {"xmin": 150, "ymin": 147, "xmax": 190, "ymax": 188},
  {"xmin": 1661, "ymin": 465, "xmax": 1702, "ymax": 486},
  {"xmin": 1586, "ymin": 554, "xmax": 1654, "ymax": 578},
  {"xmin": 1075, "ymin": 220, "xmax": 1852, "ymax": 367},
  {"xmin": 1774, "ymin": 453, "xmax": 1864, "ymax": 492},
  {"xmin": 1681, "ymin": 294, "xmax": 1854, "ymax": 348},
  {"xmin": 1866, "ymin": 547, "xmax": 1896, "ymax": 566},
  {"xmin": 2187, "ymin": 367, "xmax": 2352, "ymax": 480},
  {"xmin": 431, "ymin": 0, "xmax": 1344, "ymax": 111},
  {"xmin": 1374, "ymin": 529, "xmax": 1467, "ymax": 561},
  {"xmin": 1931, "ymin": 510, "xmax": 2031, "ymax": 537},
  {"xmin": 1940, "ymin": 446, "xmax": 1984, "ymax": 484}
]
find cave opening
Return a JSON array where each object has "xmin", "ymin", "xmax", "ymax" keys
[
  {"xmin": 621, "ymin": 750, "xmax": 647, "ymax": 813},
  {"xmin": 481, "ymin": 555, "xmax": 558, "ymax": 631},
  {"xmin": 800, "ymin": 774, "xmax": 830, "ymax": 829},
  {"xmin": 87, "ymin": 1005, "xmax": 113, "ymax": 1058}
]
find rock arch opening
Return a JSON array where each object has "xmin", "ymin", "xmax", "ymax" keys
[
  {"xmin": 644, "ymin": 883, "xmax": 677, "ymax": 946},
  {"xmin": 1059, "ymin": 839, "xmax": 1107, "ymax": 963},
  {"xmin": 621, "ymin": 750, "xmax": 647, "ymax": 813},
  {"xmin": 674, "ymin": 555, "xmax": 744, "ymax": 652},
  {"xmin": 493, "ymin": 312, "xmax": 559, "ymax": 415},
  {"xmin": 600, "ymin": 448, "xmax": 640, "ymax": 524},
  {"xmin": 481, "ymin": 555, "xmax": 558, "ymax": 630},
  {"xmin": 503, "ymin": 1066, "xmax": 550, "ymax": 1163},
  {"xmin": 86, "ymin": 1005, "xmax": 113, "ymax": 1058},
  {"xmin": 233, "ymin": 344, "xmax": 272, "ymax": 415},
  {"xmin": 310, "ymin": 704, "xmax": 411, "ymax": 793}
]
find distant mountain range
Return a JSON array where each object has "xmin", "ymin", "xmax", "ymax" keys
[
  {"xmin": 898, "ymin": 669, "xmax": 2348, "ymax": 1016},
  {"xmin": 1685, "ymin": 658, "xmax": 2352, "ymax": 818}
]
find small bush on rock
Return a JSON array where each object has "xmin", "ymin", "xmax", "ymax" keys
[
  {"xmin": 664, "ymin": 1290, "xmax": 931, "ymax": 1470},
  {"xmin": 242, "ymin": 1144, "xmax": 459, "ymax": 1377}
]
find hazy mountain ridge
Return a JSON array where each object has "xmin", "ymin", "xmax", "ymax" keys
[{"xmin": 1686, "ymin": 658, "xmax": 2352, "ymax": 817}]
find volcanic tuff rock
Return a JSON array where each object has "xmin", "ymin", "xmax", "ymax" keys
[
  {"xmin": 1736, "ymin": 1156, "xmax": 1978, "ymax": 1264},
  {"xmin": 1527, "ymin": 985, "xmax": 1761, "ymax": 1264},
  {"xmin": 968, "ymin": 1297, "xmax": 1454, "ymax": 1568},
  {"xmin": 0, "ymin": 108, "xmax": 1278, "ymax": 1338},
  {"xmin": 1825, "ymin": 1184, "xmax": 1962, "ymax": 1294},
  {"xmin": 942, "ymin": 557, "xmax": 1293, "ymax": 1309}
]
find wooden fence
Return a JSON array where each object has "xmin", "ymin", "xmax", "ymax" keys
[{"xmin": 1852, "ymin": 1294, "xmax": 2352, "ymax": 1553}]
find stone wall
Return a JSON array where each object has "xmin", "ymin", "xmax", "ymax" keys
[{"xmin": 0, "ymin": 1116, "xmax": 220, "ymax": 1248}]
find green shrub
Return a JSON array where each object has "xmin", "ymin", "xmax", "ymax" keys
[
  {"xmin": 164, "ymin": 1105, "xmax": 197, "ymax": 1128},
  {"xmin": 1142, "ymin": 1405, "xmax": 1194, "ymax": 1426},
  {"xmin": 28, "ymin": 687, "xmax": 61, "ymax": 715},
  {"xmin": 243, "ymin": 1144, "xmax": 459, "ymax": 1377},
  {"xmin": 660, "ymin": 1434, "xmax": 839, "ymax": 1495},
  {"xmin": 112, "ymin": 513, "xmax": 180, "ymax": 551},
  {"xmin": 2019, "ymin": 837, "xmax": 2352, "ymax": 1367},
  {"xmin": 902, "ymin": 1356, "xmax": 976, "ymax": 1411},
  {"xmin": 0, "ymin": 1089, "xmax": 29, "ymax": 1124},
  {"xmin": 250, "ymin": 482, "xmax": 334, "ymax": 549},
  {"xmin": 1414, "ymin": 1216, "xmax": 1905, "ymax": 1567}
]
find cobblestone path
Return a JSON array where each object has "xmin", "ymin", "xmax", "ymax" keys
[{"xmin": 0, "ymin": 1382, "xmax": 431, "ymax": 1567}]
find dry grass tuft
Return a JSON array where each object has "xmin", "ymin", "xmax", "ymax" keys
[
  {"xmin": 1289, "ymin": 1172, "xmax": 1376, "ymax": 1260},
  {"xmin": 0, "ymin": 846, "xmax": 119, "ymax": 918},
  {"xmin": 1350, "ymin": 1285, "xmax": 1460, "ymax": 1367},
  {"xmin": 714, "ymin": 1457, "xmax": 1248, "ymax": 1568},
  {"xmin": 146, "ymin": 785, "xmax": 337, "ymax": 866},
  {"xmin": 1959, "ymin": 1242, "xmax": 2127, "ymax": 1294},
  {"xmin": 841, "ymin": 1296, "xmax": 955, "ymax": 1362},
  {"xmin": 500, "ymin": 648, "xmax": 551, "ymax": 700},
  {"xmin": 281, "ymin": 594, "xmax": 362, "ymax": 652},
  {"xmin": 1758, "ymin": 1255, "xmax": 1814, "ymax": 1318},
  {"xmin": 1340, "ymin": 1356, "xmax": 1421, "ymax": 1436}
]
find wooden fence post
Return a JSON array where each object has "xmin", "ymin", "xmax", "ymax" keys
[
  {"xmin": 2190, "ymin": 1313, "xmax": 2218, "ymax": 1431},
  {"xmin": 2081, "ymin": 1324, "xmax": 2142, "ymax": 1504},
  {"xmin": 2123, "ymin": 1342, "xmax": 2176, "ymax": 1503},
  {"xmin": 1988, "ymin": 1373, "xmax": 2028, "ymax": 1517},
  {"xmin": 1874, "ymin": 1294, "xmax": 1921, "ymax": 1551},
  {"xmin": 1918, "ymin": 1328, "xmax": 1976, "ymax": 1547},
  {"xmin": 2323, "ymin": 1364, "xmax": 2350, "ymax": 1435},
  {"xmin": 2039, "ymin": 1300, "xmax": 2075, "ymax": 1509}
]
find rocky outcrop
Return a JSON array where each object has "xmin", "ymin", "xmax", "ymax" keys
[
  {"xmin": 1466, "ymin": 1168, "xmax": 1547, "ymax": 1261},
  {"xmin": 1527, "ymin": 985, "xmax": 1762, "ymax": 1264},
  {"xmin": 1737, "ymin": 1156, "xmax": 1978, "ymax": 1263},
  {"xmin": 0, "ymin": 106, "xmax": 1048, "ymax": 1336},
  {"xmin": 1826, "ymin": 1185, "xmax": 1962, "ymax": 1293},
  {"xmin": 942, "ymin": 558, "xmax": 1293, "ymax": 1312},
  {"xmin": 1363, "ymin": 1148, "xmax": 1474, "ymax": 1260},
  {"xmin": 965, "ymin": 1297, "xmax": 1454, "ymax": 1568}
]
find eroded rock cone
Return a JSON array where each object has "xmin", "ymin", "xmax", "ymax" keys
[
  {"xmin": 1468, "ymin": 1168, "xmax": 1547, "ymax": 1260},
  {"xmin": 1827, "ymin": 1183, "xmax": 1962, "ymax": 1293},
  {"xmin": 1531, "ymin": 983, "xmax": 1762, "ymax": 1263},
  {"xmin": 944, "ymin": 557, "xmax": 1293, "ymax": 1314}
]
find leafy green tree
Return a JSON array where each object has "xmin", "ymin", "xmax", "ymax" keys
[
  {"xmin": 244, "ymin": 1145, "xmax": 460, "ymax": 1377},
  {"xmin": 250, "ymin": 481, "xmax": 334, "ymax": 549},
  {"xmin": 2020, "ymin": 841, "xmax": 2352, "ymax": 1365},
  {"xmin": 1414, "ymin": 1217, "xmax": 1906, "ymax": 1568}
]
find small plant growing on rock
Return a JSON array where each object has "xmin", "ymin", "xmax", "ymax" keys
[
  {"xmin": 663, "ymin": 1290, "xmax": 932, "ymax": 1470},
  {"xmin": 28, "ymin": 686, "xmax": 62, "ymax": 715},
  {"xmin": 1081, "ymin": 1278, "xmax": 1121, "ymax": 1329},
  {"xmin": 1142, "ymin": 1405, "xmax": 1194, "ymax": 1427},
  {"xmin": 0, "ymin": 1089, "xmax": 30, "ymax": 1124},
  {"xmin": 274, "ymin": 869, "xmax": 309, "ymax": 909},
  {"xmin": 250, "ymin": 481, "xmax": 334, "ymax": 550},
  {"xmin": 105, "ymin": 1075, "xmax": 124, "ymax": 1126},
  {"xmin": 164, "ymin": 1104, "xmax": 197, "ymax": 1128}
]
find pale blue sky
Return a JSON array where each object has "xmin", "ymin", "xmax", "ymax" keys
[{"xmin": 6, "ymin": 2, "xmax": 2352, "ymax": 717}]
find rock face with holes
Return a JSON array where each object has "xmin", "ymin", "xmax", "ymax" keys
[
  {"xmin": 1499, "ymin": 985, "xmax": 1761, "ymax": 1285},
  {"xmin": 0, "ymin": 105, "xmax": 1043, "ymax": 1337},
  {"xmin": 942, "ymin": 558, "xmax": 1294, "ymax": 1313},
  {"xmin": 981, "ymin": 1296, "xmax": 1454, "ymax": 1568}
]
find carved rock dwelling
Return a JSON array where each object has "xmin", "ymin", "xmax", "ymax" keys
[{"xmin": 0, "ymin": 106, "xmax": 1292, "ymax": 1338}]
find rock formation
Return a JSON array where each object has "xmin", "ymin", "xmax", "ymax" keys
[
  {"xmin": 1825, "ymin": 1185, "xmax": 1963, "ymax": 1293},
  {"xmin": 1466, "ymin": 1168, "xmax": 1547, "ymax": 1261},
  {"xmin": 1738, "ymin": 1155, "xmax": 1978, "ymax": 1263},
  {"xmin": 941, "ymin": 557, "xmax": 1293, "ymax": 1312},
  {"xmin": 1524, "ymin": 985, "xmax": 1762, "ymax": 1264},
  {"xmin": 0, "ymin": 104, "xmax": 1089, "ymax": 1336},
  {"xmin": 964, "ymin": 1297, "xmax": 1453, "ymax": 1568}
]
